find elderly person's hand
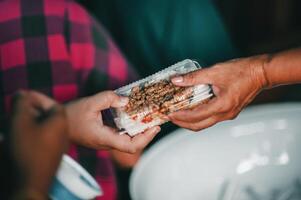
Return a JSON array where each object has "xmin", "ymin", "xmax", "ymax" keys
[
  {"xmin": 169, "ymin": 55, "xmax": 269, "ymax": 131},
  {"xmin": 66, "ymin": 91, "xmax": 160, "ymax": 153}
]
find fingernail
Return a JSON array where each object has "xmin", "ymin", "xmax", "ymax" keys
[
  {"xmin": 150, "ymin": 126, "xmax": 160, "ymax": 134},
  {"xmin": 161, "ymin": 115, "xmax": 170, "ymax": 121},
  {"xmin": 172, "ymin": 76, "xmax": 183, "ymax": 83},
  {"xmin": 155, "ymin": 126, "xmax": 161, "ymax": 132},
  {"xmin": 119, "ymin": 97, "xmax": 129, "ymax": 106}
]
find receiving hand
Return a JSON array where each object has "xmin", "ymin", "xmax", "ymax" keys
[
  {"xmin": 66, "ymin": 91, "xmax": 160, "ymax": 153},
  {"xmin": 169, "ymin": 56, "xmax": 268, "ymax": 131}
]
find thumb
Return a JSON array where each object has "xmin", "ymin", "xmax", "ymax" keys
[
  {"xmin": 89, "ymin": 91, "xmax": 129, "ymax": 110},
  {"xmin": 171, "ymin": 68, "xmax": 212, "ymax": 86}
]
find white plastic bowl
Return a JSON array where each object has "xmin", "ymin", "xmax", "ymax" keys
[
  {"xmin": 130, "ymin": 103, "xmax": 301, "ymax": 200},
  {"xmin": 50, "ymin": 155, "xmax": 102, "ymax": 199}
]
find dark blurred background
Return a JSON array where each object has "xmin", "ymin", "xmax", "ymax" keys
[
  {"xmin": 78, "ymin": 0, "xmax": 301, "ymax": 199},
  {"xmin": 80, "ymin": 0, "xmax": 301, "ymax": 104},
  {"xmin": 80, "ymin": 0, "xmax": 301, "ymax": 69},
  {"xmin": 217, "ymin": 0, "xmax": 301, "ymax": 54}
]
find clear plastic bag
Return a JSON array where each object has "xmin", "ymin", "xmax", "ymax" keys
[{"xmin": 111, "ymin": 59, "xmax": 213, "ymax": 136}]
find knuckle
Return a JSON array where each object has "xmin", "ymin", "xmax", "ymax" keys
[
  {"xmin": 97, "ymin": 90, "xmax": 117, "ymax": 103},
  {"xmin": 136, "ymin": 146, "xmax": 143, "ymax": 152},
  {"xmin": 190, "ymin": 124, "xmax": 201, "ymax": 132},
  {"xmin": 128, "ymin": 147, "xmax": 137, "ymax": 154},
  {"xmin": 210, "ymin": 117, "xmax": 219, "ymax": 125},
  {"xmin": 227, "ymin": 112, "xmax": 238, "ymax": 120},
  {"xmin": 218, "ymin": 105, "xmax": 227, "ymax": 113},
  {"xmin": 184, "ymin": 73, "xmax": 195, "ymax": 83},
  {"xmin": 222, "ymin": 101, "xmax": 233, "ymax": 112},
  {"xmin": 103, "ymin": 91, "xmax": 116, "ymax": 101},
  {"xmin": 231, "ymin": 97, "xmax": 240, "ymax": 108},
  {"xmin": 212, "ymin": 63, "xmax": 222, "ymax": 69},
  {"xmin": 103, "ymin": 90, "xmax": 115, "ymax": 96},
  {"xmin": 85, "ymin": 98, "xmax": 95, "ymax": 111},
  {"xmin": 215, "ymin": 104, "xmax": 225, "ymax": 113},
  {"xmin": 124, "ymin": 141, "xmax": 139, "ymax": 154},
  {"xmin": 231, "ymin": 113, "xmax": 238, "ymax": 120}
]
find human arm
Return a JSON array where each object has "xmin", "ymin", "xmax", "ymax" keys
[{"xmin": 169, "ymin": 48, "xmax": 301, "ymax": 131}]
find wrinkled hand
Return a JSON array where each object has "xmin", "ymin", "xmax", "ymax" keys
[
  {"xmin": 169, "ymin": 56, "xmax": 268, "ymax": 131},
  {"xmin": 10, "ymin": 91, "xmax": 68, "ymax": 198},
  {"xmin": 66, "ymin": 91, "xmax": 160, "ymax": 153}
]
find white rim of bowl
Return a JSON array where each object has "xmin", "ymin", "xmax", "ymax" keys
[{"xmin": 56, "ymin": 155, "xmax": 102, "ymax": 199}]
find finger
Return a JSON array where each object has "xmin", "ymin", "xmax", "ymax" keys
[
  {"xmin": 27, "ymin": 91, "xmax": 57, "ymax": 110},
  {"xmin": 169, "ymin": 97, "xmax": 222, "ymax": 123},
  {"xmin": 171, "ymin": 116, "xmax": 220, "ymax": 132},
  {"xmin": 128, "ymin": 126, "xmax": 161, "ymax": 152},
  {"xmin": 171, "ymin": 68, "xmax": 213, "ymax": 86},
  {"xmin": 12, "ymin": 91, "xmax": 63, "ymax": 128},
  {"xmin": 24, "ymin": 91, "xmax": 65, "ymax": 125},
  {"xmin": 12, "ymin": 91, "xmax": 57, "ymax": 118},
  {"xmin": 38, "ymin": 105, "xmax": 67, "ymax": 129},
  {"xmin": 11, "ymin": 90, "xmax": 27, "ymax": 111},
  {"xmin": 39, "ymin": 106, "xmax": 68, "ymax": 153},
  {"xmin": 89, "ymin": 91, "xmax": 129, "ymax": 110},
  {"xmin": 28, "ymin": 91, "xmax": 62, "ymax": 123},
  {"xmin": 11, "ymin": 91, "xmax": 36, "ymax": 125},
  {"xmin": 37, "ymin": 105, "xmax": 68, "ymax": 145},
  {"xmin": 94, "ymin": 126, "xmax": 130, "ymax": 149},
  {"xmin": 110, "ymin": 126, "xmax": 160, "ymax": 153}
]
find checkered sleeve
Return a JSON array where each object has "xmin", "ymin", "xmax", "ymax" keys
[
  {"xmin": 0, "ymin": 0, "xmax": 79, "ymax": 113},
  {"xmin": 64, "ymin": 2, "xmax": 138, "ymax": 96},
  {"xmin": 0, "ymin": 1, "xmax": 139, "ymax": 200}
]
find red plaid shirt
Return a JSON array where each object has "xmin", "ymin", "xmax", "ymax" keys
[{"xmin": 0, "ymin": 0, "xmax": 137, "ymax": 199}]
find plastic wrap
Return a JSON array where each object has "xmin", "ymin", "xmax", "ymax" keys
[{"xmin": 111, "ymin": 59, "xmax": 213, "ymax": 136}]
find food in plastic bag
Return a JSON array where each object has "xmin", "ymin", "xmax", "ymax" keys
[{"xmin": 111, "ymin": 59, "xmax": 213, "ymax": 136}]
